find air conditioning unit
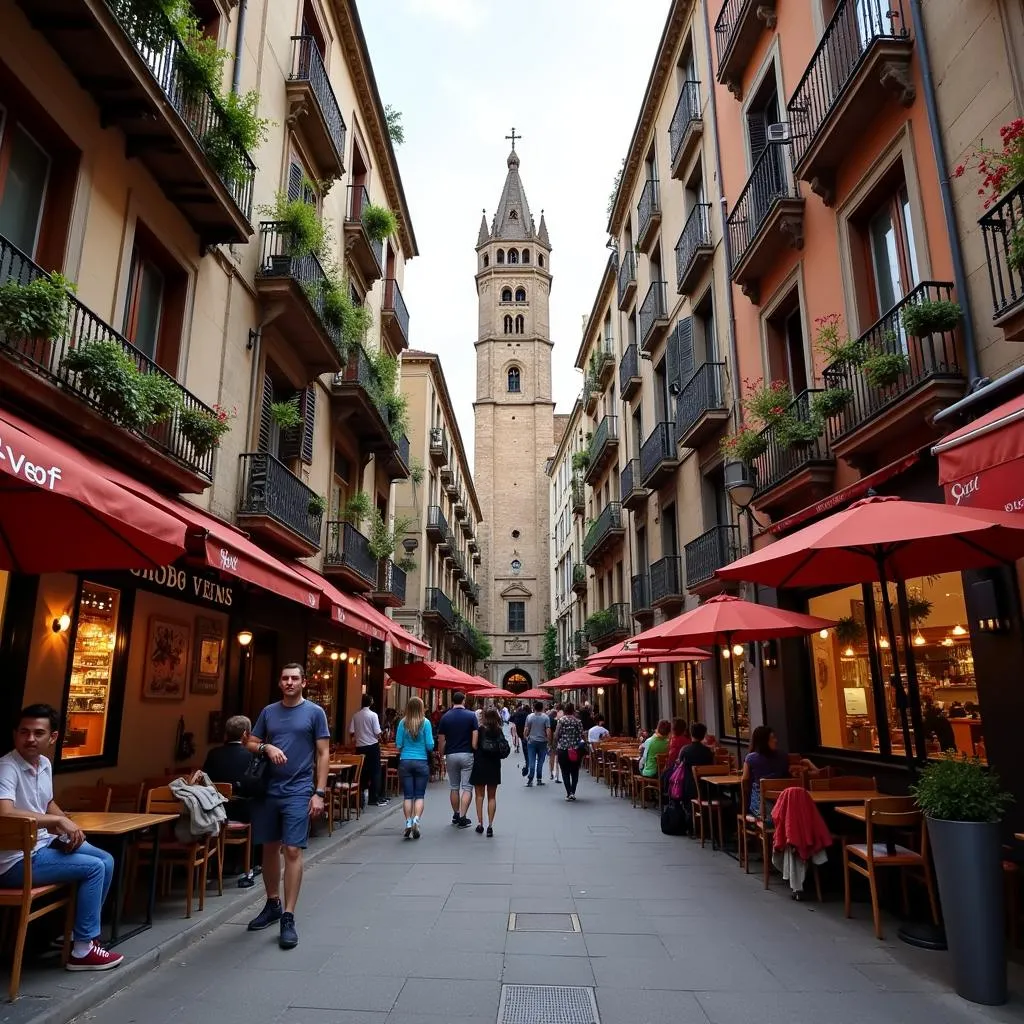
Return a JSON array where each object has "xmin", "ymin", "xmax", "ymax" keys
[{"xmin": 767, "ymin": 122, "xmax": 792, "ymax": 143}]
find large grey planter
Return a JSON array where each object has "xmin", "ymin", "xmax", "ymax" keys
[{"xmin": 926, "ymin": 816, "xmax": 1006, "ymax": 1005}]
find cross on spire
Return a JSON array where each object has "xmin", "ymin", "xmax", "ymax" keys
[{"xmin": 505, "ymin": 127, "xmax": 521, "ymax": 151}]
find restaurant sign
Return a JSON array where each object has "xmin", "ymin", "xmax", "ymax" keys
[{"xmin": 127, "ymin": 564, "xmax": 235, "ymax": 609}]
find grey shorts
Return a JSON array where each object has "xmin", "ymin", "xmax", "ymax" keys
[{"xmin": 446, "ymin": 751, "xmax": 474, "ymax": 792}]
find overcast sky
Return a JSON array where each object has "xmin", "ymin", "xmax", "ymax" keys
[{"xmin": 360, "ymin": 0, "xmax": 668, "ymax": 469}]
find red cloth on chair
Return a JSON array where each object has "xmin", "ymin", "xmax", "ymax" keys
[{"xmin": 771, "ymin": 787, "xmax": 832, "ymax": 860}]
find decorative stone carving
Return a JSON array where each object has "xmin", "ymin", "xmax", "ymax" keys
[
  {"xmin": 778, "ymin": 215, "xmax": 805, "ymax": 251},
  {"xmin": 879, "ymin": 61, "xmax": 916, "ymax": 107},
  {"xmin": 724, "ymin": 74, "xmax": 743, "ymax": 101},
  {"xmin": 504, "ymin": 638, "xmax": 529, "ymax": 655},
  {"xmin": 740, "ymin": 281, "xmax": 760, "ymax": 305},
  {"xmin": 756, "ymin": 3, "xmax": 778, "ymax": 29},
  {"xmin": 809, "ymin": 173, "xmax": 836, "ymax": 208}
]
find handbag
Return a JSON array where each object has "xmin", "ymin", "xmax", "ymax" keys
[
  {"xmin": 236, "ymin": 752, "xmax": 269, "ymax": 799},
  {"xmin": 481, "ymin": 731, "xmax": 511, "ymax": 759}
]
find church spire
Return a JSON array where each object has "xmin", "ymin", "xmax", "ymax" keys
[
  {"xmin": 537, "ymin": 210, "xmax": 549, "ymax": 247},
  {"xmin": 490, "ymin": 138, "xmax": 534, "ymax": 242},
  {"xmin": 477, "ymin": 209, "xmax": 489, "ymax": 247}
]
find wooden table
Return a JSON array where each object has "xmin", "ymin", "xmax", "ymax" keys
[
  {"xmin": 809, "ymin": 791, "xmax": 881, "ymax": 804},
  {"xmin": 70, "ymin": 811, "xmax": 179, "ymax": 945},
  {"xmin": 835, "ymin": 805, "xmax": 867, "ymax": 823},
  {"xmin": 702, "ymin": 775, "xmax": 743, "ymax": 854}
]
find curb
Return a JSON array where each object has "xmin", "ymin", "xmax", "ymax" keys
[{"xmin": 30, "ymin": 803, "xmax": 402, "ymax": 1024}]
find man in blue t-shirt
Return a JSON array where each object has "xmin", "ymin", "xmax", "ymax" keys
[
  {"xmin": 244, "ymin": 664, "xmax": 329, "ymax": 950},
  {"xmin": 437, "ymin": 691, "xmax": 478, "ymax": 828}
]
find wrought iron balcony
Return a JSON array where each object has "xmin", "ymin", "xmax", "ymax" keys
[
  {"xmin": 590, "ymin": 336, "xmax": 616, "ymax": 388},
  {"xmin": 583, "ymin": 502, "xmax": 625, "ymax": 566},
  {"xmin": 0, "ymin": 235, "xmax": 217, "ymax": 494},
  {"xmin": 820, "ymin": 281, "xmax": 964, "ymax": 459},
  {"xmin": 584, "ymin": 416, "xmax": 620, "ymax": 486},
  {"xmin": 981, "ymin": 181, "xmax": 1024, "ymax": 336},
  {"xmin": 370, "ymin": 558, "xmax": 407, "ymax": 609},
  {"xmin": 287, "ymin": 35, "xmax": 346, "ymax": 179},
  {"xmin": 461, "ymin": 514, "xmax": 474, "ymax": 538},
  {"xmin": 788, "ymin": 0, "xmax": 913, "ymax": 206},
  {"xmin": 585, "ymin": 603, "xmax": 631, "ymax": 647},
  {"xmin": 382, "ymin": 278, "xmax": 410, "ymax": 350},
  {"xmin": 344, "ymin": 185, "xmax": 385, "ymax": 284},
  {"xmin": 619, "ymin": 343, "xmax": 642, "ymax": 401},
  {"xmin": 639, "ymin": 280, "xmax": 669, "ymax": 352},
  {"xmin": 685, "ymin": 524, "xmax": 740, "ymax": 590},
  {"xmin": 631, "ymin": 574, "xmax": 653, "ymax": 622},
  {"xmin": 669, "ymin": 81, "xmax": 703, "ymax": 178},
  {"xmin": 383, "ymin": 433, "xmax": 410, "ymax": 481},
  {"xmin": 640, "ymin": 422, "xmax": 678, "ymax": 490},
  {"xmin": 571, "ymin": 476, "xmax": 585, "ymax": 516},
  {"xmin": 650, "ymin": 556, "xmax": 684, "ymax": 608},
  {"xmin": 572, "ymin": 563, "xmax": 588, "ymax": 596},
  {"xmin": 17, "ymin": 0, "xmax": 255, "ymax": 243},
  {"xmin": 323, "ymin": 520, "xmax": 377, "ymax": 590},
  {"xmin": 620, "ymin": 458, "xmax": 649, "ymax": 511},
  {"xmin": 256, "ymin": 221, "xmax": 345, "ymax": 375},
  {"xmin": 675, "ymin": 362, "xmax": 729, "ymax": 449},
  {"xmin": 429, "ymin": 425, "xmax": 449, "ymax": 466},
  {"xmin": 714, "ymin": 0, "xmax": 777, "ymax": 96},
  {"xmin": 727, "ymin": 144, "xmax": 803, "ymax": 303},
  {"xmin": 617, "ymin": 250, "xmax": 638, "ymax": 310},
  {"xmin": 424, "ymin": 587, "xmax": 455, "ymax": 628},
  {"xmin": 675, "ymin": 204, "xmax": 714, "ymax": 295},
  {"xmin": 331, "ymin": 345, "xmax": 392, "ymax": 450},
  {"xmin": 238, "ymin": 452, "xmax": 322, "ymax": 556},
  {"xmin": 450, "ymin": 546, "xmax": 466, "ymax": 580},
  {"xmin": 426, "ymin": 505, "xmax": 450, "ymax": 545},
  {"xmin": 574, "ymin": 629, "xmax": 590, "ymax": 657},
  {"xmin": 637, "ymin": 179, "xmax": 662, "ymax": 253},
  {"xmin": 467, "ymin": 580, "xmax": 480, "ymax": 605}
]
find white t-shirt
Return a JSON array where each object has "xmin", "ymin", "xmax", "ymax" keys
[
  {"xmin": 0, "ymin": 750, "xmax": 54, "ymax": 876},
  {"xmin": 588, "ymin": 725, "xmax": 610, "ymax": 743},
  {"xmin": 349, "ymin": 707, "xmax": 382, "ymax": 747}
]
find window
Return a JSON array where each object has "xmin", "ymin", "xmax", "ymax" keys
[
  {"xmin": 503, "ymin": 314, "xmax": 513, "ymax": 334},
  {"xmin": 522, "ymin": 249, "xmax": 530, "ymax": 264},
  {"xmin": 764, "ymin": 289, "xmax": 809, "ymax": 395},
  {"xmin": 515, "ymin": 314, "xmax": 524, "ymax": 334},
  {"xmin": 861, "ymin": 181, "xmax": 919, "ymax": 320},
  {"xmin": 501, "ymin": 287, "xmax": 513, "ymax": 302},
  {"xmin": 0, "ymin": 119, "xmax": 50, "ymax": 257},
  {"xmin": 483, "ymin": 254, "xmax": 489, "ymax": 267},
  {"xmin": 508, "ymin": 601, "xmax": 526, "ymax": 633},
  {"xmin": 497, "ymin": 249, "xmax": 505, "ymax": 264},
  {"xmin": 507, "ymin": 367, "xmax": 521, "ymax": 392},
  {"xmin": 508, "ymin": 248, "xmax": 519, "ymax": 264},
  {"xmin": 122, "ymin": 223, "xmax": 186, "ymax": 373},
  {"xmin": 515, "ymin": 287, "xmax": 526, "ymax": 302},
  {"xmin": 538, "ymin": 254, "xmax": 545, "ymax": 267}
]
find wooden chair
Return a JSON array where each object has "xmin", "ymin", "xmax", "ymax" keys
[
  {"xmin": 208, "ymin": 783, "xmax": 250, "ymax": 892},
  {"xmin": 0, "ymin": 816, "xmax": 75, "ymax": 1000},
  {"xmin": 58, "ymin": 785, "xmax": 111, "ymax": 812},
  {"xmin": 606, "ymin": 752, "xmax": 626, "ymax": 797},
  {"xmin": 384, "ymin": 753, "xmax": 400, "ymax": 799},
  {"xmin": 843, "ymin": 796, "xmax": 939, "ymax": 939},
  {"xmin": 106, "ymin": 782, "xmax": 144, "ymax": 813},
  {"xmin": 126, "ymin": 787, "xmax": 213, "ymax": 919},
  {"xmin": 620, "ymin": 754, "xmax": 637, "ymax": 801},
  {"xmin": 329, "ymin": 754, "xmax": 365, "ymax": 832},
  {"xmin": 809, "ymin": 775, "xmax": 877, "ymax": 791},
  {"xmin": 691, "ymin": 765, "xmax": 732, "ymax": 848},
  {"xmin": 757, "ymin": 778, "xmax": 816, "ymax": 896},
  {"xmin": 736, "ymin": 778, "xmax": 758, "ymax": 872},
  {"xmin": 634, "ymin": 753, "xmax": 666, "ymax": 810}
]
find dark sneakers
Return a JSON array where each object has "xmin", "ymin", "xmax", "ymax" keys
[
  {"xmin": 452, "ymin": 812, "xmax": 461, "ymax": 825},
  {"xmin": 247, "ymin": 899, "xmax": 282, "ymax": 931},
  {"xmin": 279, "ymin": 912, "xmax": 298, "ymax": 949},
  {"xmin": 456, "ymin": 817, "xmax": 472, "ymax": 829}
]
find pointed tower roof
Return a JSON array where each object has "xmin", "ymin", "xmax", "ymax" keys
[
  {"xmin": 477, "ymin": 209, "xmax": 490, "ymax": 247},
  {"xmin": 490, "ymin": 149, "xmax": 534, "ymax": 242},
  {"xmin": 537, "ymin": 210, "xmax": 549, "ymax": 247}
]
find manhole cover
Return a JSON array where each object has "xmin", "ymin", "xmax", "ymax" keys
[
  {"xmin": 508, "ymin": 913, "xmax": 581, "ymax": 932},
  {"xmin": 498, "ymin": 985, "xmax": 599, "ymax": 1024}
]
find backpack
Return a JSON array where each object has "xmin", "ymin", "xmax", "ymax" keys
[
  {"xmin": 660, "ymin": 801, "xmax": 686, "ymax": 836},
  {"xmin": 480, "ymin": 731, "xmax": 511, "ymax": 759},
  {"xmin": 668, "ymin": 762, "xmax": 686, "ymax": 802}
]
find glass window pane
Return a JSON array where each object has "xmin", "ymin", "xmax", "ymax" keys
[
  {"xmin": 899, "ymin": 187, "xmax": 920, "ymax": 287},
  {"xmin": 718, "ymin": 648, "xmax": 749, "ymax": 743},
  {"xmin": 869, "ymin": 207, "xmax": 900, "ymax": 315},
  {"xmin": 130, "ymin": 260, "xmax": 164, "ymax": 360},
  {"xmin": 0, "ymin": 125, "xmax": 50, "ymax": 257}
]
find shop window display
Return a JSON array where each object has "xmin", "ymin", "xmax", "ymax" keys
[
  {"xmin": 718, "ymin": 648, "xmax": 749, "ymax": 743},
  {"xmin": 305, "ymin": 640, "xmax": 364, "ymax": 738},
  {"xmin": 674, "ymin": 661, "xmax": 699, "ymax": 724}
]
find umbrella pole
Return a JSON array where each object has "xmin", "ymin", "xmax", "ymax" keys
[
  {"xmin": 726, "ymin": 633, "xmax": 742, "ymax": 771},
  {"xmin": 876, "ymin": 559, "xmax": 916, "ymax": 774}
]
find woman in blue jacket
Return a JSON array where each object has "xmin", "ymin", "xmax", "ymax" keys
[{"xmin": 396, "ymin": 696, "xmax": 434, "ymax": 839}]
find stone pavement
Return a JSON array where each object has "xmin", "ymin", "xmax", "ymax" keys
[{"xmin": 65, "ymin": 753, "xmax": 1024, "ymax": 1024}]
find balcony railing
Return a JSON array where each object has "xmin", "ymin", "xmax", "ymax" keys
[
  {"xmin": 591, "ymin": 335, "xmax": 616, "ymax": 386},
  {"xmin": 788, "ymin": 0, "xmax": 910, "ymax": 170},
  {"xmin": 429, "ymin": 425, "xmax": 448, "ymax": 464},
  {"xmin": 675, "ymin": 362, "xmax": 728, "ymax": 445},
  {"xmin": 752, "ymin": 389, "xmax": 830, "ymax": 496},
  {"xmin": 289, "ymin": 35, "xmax": 347, "ymax": 168},
  {"xmin": 617, "ymin": 250, "xmax": 637, "ymax": 308},
  {"xmin": 324, "ymin": 520, "xmax": 377, "ymax": 586},
  {"xmin": 424, "ymin": 587, "xmax": 455, "ymax": 628},
  {"xmin": 637, "ymin": 179, "xmax": 662, "ymax": 247},
  {"xmin": 675, "ymin": 204, "xmax": 713, "ymax": 294},
  {"xmin": 574, "ymin": 629, "xmax": 590, "ymax": 656},
  {"xmin": 347, "ymin": 184, "xmax": 384, "ymax": 270},
  {"xmin": 426, "ymin": 505, "xmax": 450, "ymax": 543},
  {"xmin": 383, "ymin": 278, "xmax": 410, "ymax": 345},
  {"xmin": 585, "ymin": 415, "xmax": 619, "ymax": 482},
  {"xmin": 572, "ymin": 563, "xmax": 588, "ymax": 593},
  {"xmin": 0, "ymin": 233, "xmax": 215, "ymax": 484},
  {"xmin": 583, "ymin": 502, "xmax": 624, "ymax": 563},
  {"xmin": 640, "ymin": 422, "xmax": 677, "ymax": 488},
  {"xmin": 620, "ymin": 458, "xmax": 647, "ymax": 508},
  {"xmin": 467, "ymin": 581, "xmax": 480, "ymax": 605},
  {"xmin": 374, "ymin": 559, "xmax": 407, "ymax": 605},
  {"xmin": 685, "ymin": 524, "xmax": 740, "ymax": 588},
  {"xmin": 639, "ymin": 281, "xmax": 668, "ymax": 350},
  {"xmin": 586, "ymin": 603, "xmax": 631, "ymax": 645},
  {"xmin": 728, "ymin": 144, "xmax": 799, "ymax": 269},
  {"xmin": 619, "ymin": 343, "xmax": 641, "ymax": 400},
  {"xmin": 631, "ymin": 574, "xmax": 652, "ymax": 617},
  {"xmin": 821, "ymin": 282, "xmax": 962, "ymax": 443},
  {"xmin": 238, "ymin": 452, "xmax": 322, "ymax": 548},
  {"xmin": 650, "ymin": 556, "xmax": 684, "ymax": 605},
  {"xmin": 669, "ymin": 81, "xmax": 702, "ymax": 170},
  {"xmin": 981, "ymin": 181, "xmax": 1024, "ymax": 322},
  {"xmin": 571, "ymin": 476, "xmax": 585, "ymax": 515}
]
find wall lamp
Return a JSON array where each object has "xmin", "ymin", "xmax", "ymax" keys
[
  {"xmin": 51, "ymin": 613, "xmax": 71, "ymax": 634},
  {"xmin": 237, "ymin": 630, "xmax": 253, "ymax": 647}
]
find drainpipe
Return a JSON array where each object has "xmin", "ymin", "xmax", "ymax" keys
[
  {"xmin": 908, "ymin": 0, "xmax": 981, "ymax": 385},
  {"xmin": 232, "ymin": 0, "xmax": 248, "ymax": 95}
]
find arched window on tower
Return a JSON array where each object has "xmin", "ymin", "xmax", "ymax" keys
[
  {"xmin": 507, "ymin": 367, "xmax": 521, "ymax": 393},
  {"xmin": 522, "ymin": 249, "xmax": 531, "ymax": 264},
  {"xmin": 538, "ymin": 254, "xmax": 545, "ymax": 268},
  {"xmin": 497, "ymin": 249, "xmax": 505, "ymax": 264},
  {"xmin": 501, "ymin": 287, "xmax": 512, "ymax": 303},
  {"xmin": 508, "ymin": 249, "xmax": 519, "ymax": 264},
  {"xmin": 515, "ymin": 287, "xmax": 526, "ymax": 302},
  {"xmin": 504, "ymin": 315, "xmax": 513, "ymax": 334},
  {"xmin": 515, "ymin": 314, "xmax": 524, "ymax": 334},
  {"xmin": 483, "ymin": 254, "xmax": 489, "ymax": 268}
]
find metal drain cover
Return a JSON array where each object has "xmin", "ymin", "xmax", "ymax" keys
[
  {"xmin": 587, "ymin": 825, "xmax": 632, "ymax": 835},
  {"xmin": 508, "ymin": 912, "xmax": 580, "ymax": 932},
  {"xmin": 498, "ymin": 985, "xmax": 599, "ymax": 1024}
]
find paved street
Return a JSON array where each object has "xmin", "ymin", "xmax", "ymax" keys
[{"xmin": 76, "ymin": 754, "xmax": 1023, "ymax": 1024}]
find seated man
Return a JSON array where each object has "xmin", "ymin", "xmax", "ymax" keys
[
  {"xmin": 203, "ymin": 714, "xmax": 254, "ymax": 823},
  {"xmin": 0, "ymin": 704, "xmax": 123, "ymax": 971}
]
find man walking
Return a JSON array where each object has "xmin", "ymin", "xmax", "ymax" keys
[
  {"xmin": 349, "ymin": 694, "xmax": 387, "ymax": 807},
  {"xmin": 0, "ymin": 704, "xmax": 123, "ymax": 972},
  {"xmin": 436, "ymin": 691, "xmax": 477, "ymax": 828},
  {"xmin": 246, "ymin": 664, "xmax": 330, "ymax": 950},
  {"xmin": 510, "ymin": 701, "xmax": 529, "ymax": 755},
  {"xmin": 523, "ymin": 701, "xmax": 551, "ymax": 786}
]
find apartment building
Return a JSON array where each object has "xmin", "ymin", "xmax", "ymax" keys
[
  {"xmin": 0, "ymin": 0, "xmax": 422, "ymax": 774},
  {"xmin": 392, "ymin": 351, "xmax": 484, "ymax": 701}
]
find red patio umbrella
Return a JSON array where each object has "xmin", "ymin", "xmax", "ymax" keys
[
  {"xmin": 554, "ymin": 666, "xmax": 614, "ymax": 689},
  {"xmin": 385, "ymin": 661, "xmax": 483, "ymax": 691},
  {"xmin": 517, "ymin": 687, "xmax": 552, "ymax": 700},
  {"xmin": 716, "ymin": 494, "xmax": 1024, "ymax": 766},
  {"xmin": 472, "ymin": 687, "xmax": 516, "ymax": 699},
  {"xmin": 586, "ymin": 643, "xmax": 710, "ymax": 667}
]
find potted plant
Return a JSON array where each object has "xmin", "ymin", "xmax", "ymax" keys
[
  {"xmin": 342, "ymin": 491, "xmax": 372, "ymax": 528},
  {"xmin": 835, "ymin": 615, "xmax": 865, "ymax": 645},
  {"xmin": 137, "ymin": 372, "xmax": 182, "ymax": 426},
  {"xmin": 409, "ymin": 458, "xmax": 425, "ymax": 486},
  {"xmin": 0, "ymin": 272, "xmax": 73, "ymax": 359},
  {"xmin": 813, "ymin": 313, "xmax": 865, "ymax": 367},
  {"xmin": 774, "ymin": 413, "xmax": 822, "ymax": 450},
  {"xmin": 361, "ymin": 203, "xmax": 398, "ymax": 242},
  {"xmin": 571, "ymin": 449, "xmax": 590, "ymax": 472},
  {"xmin": 179, "ymin": 403, "xmax": 236, "ymax": 456},
  {"xmin": 862, "ymin": 348, "xmax": 910, "ymax": 388},
  {"xmin": 719, "ymin": 427, "xmax": 767, "ymax": 465},
  {"xmin": 62, "ymin": 340, "xmax": 154, "ymax": 430},
  {"xmin": 307, "ymin": 494, "xmax": 327, "ymax": 518},
  {"xmin": 906, "ymin": 592, "xmax": 933, "ymax": 624},
  {"xmin": 742, "ymin": 377, "xmax": 793, "ymax": 428},
  {"xmin": 912, "ymin": 754, "xmax": 1013, "ymax": 1005},
  {"xmin": 810, "ymin": 386, "xmax": 853, "ymax": 419},
  {"xmin": 270, "ymin": 399, "xmax": 302, "ymax": 430},
  {"xmin": 900, "ymin": 299, "xmax": 962, "ymax": 338},
  {"xmin": 259, "ymin": 187, "xmax": 327, "ymax": 261}
]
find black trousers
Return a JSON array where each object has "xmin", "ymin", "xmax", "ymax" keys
[
  {"xmin": 557, "ymin": 751, "xmax": 580, "ymax": 796},
  {"xmin": 357, "ymin": 743, "xmax": 382, "ymax": 804}
]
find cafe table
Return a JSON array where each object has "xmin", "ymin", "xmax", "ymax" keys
[
  {"xmin": 69, "ymin": 810, "xmax": 179, "ymax": 945},
  {"xmin": 702, "ymin": 774, "xmax": 743, "ymax": 854},
  {"xmin": 809, "ymin": 790, "xmax": 881, "ymax": 805}
]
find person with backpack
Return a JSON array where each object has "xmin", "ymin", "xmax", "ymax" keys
[{"xmin": 470, "ymin": 708, "xmax": 508, "ymax": 836}]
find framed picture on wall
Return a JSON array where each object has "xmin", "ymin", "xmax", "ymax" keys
[
  {"xmin": 191, "ymin": 616, "xmax": 223, "ymax": 695},
  {"xmin": 143, "ymin": 617, "xmax": 190, "ymax": 700}
]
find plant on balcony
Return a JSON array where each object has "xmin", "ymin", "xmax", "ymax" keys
[
  {"xmin": 397, "ymin": 553, "xmax": 417, "ymax": 573},
  {"xmin": 572, "ymin": 563, "xmax": 587, "ymax": 587},
  {"xmin": 259, "ymin": 190, "xmax": 328, "ymax": 259},
  {"xmin": 953, "ymin": 118, "xmax": 1024, "ymax": 208},
  {"xmin": 409, "ymin": 457, "xmax": 425, "ymax": 486},
  {"xmin": 585, "ymin": 608, "xmax": 619, "ymax": 641},
  {"xmin": 179, "ymin": 403, "xmax": 236, "ymax": 455},
  {"xmin": 368, "ymin": 511, "xmax": 416, "ymax": 561},
  {"xmin": 0, "ymin": 272, "xmax": 73, "ymax": 344},
  {"xmin": 835, "ymin": 616, "xmax": 865, "ymax": 645},
  {"xmin": 203, "ymin": 89, "xmax": 271, "ymax": 189},
  {"xmin": 543, "ymin": 624, "xmax": 558, "ymax": 679},
  {"xmin": 571, "ymin": 449, "xmax": 590, "ymax": 473},
  {"xmin": 342, "ymin": 490, "xmax": 372, "ymax": 527},
  {"xmin": 466, "ymin": 620, "xmax": 492, "ymax": 660},
  {"xmin": 172, "ymin": 11, "xmax": 230, "ymax": 101},
  {"xmin": 813, "ymin": 313, "xmax": 864, "ymax": 366},
  {"xmin": 368, "ymin": 348, "xmax": 409, "ymax": 441},
  {"xmin": 113, "ymin": 0, "xmax": 177, "ymax": 48},
  {"xmin": 810, "ymin": 386, "xmax": 853, "ymax": 419},
  {"xmin": 1008, "ymin": 229, "xmax": 1024, "ymax": 273},
  {"xmin": 137, "ymin": 372, "xmax": 183, "ymax": 423},
  {"xmin": 270, "ymin": 399, "xmax": 302, "ymax": 430},
  {"xmin": 742, "ymin": 377, "xmax": 793, "ymax": 427},
  {"xmin": 900, "ymin": 299, "xmax": 962, "ymax": 338},
  {"xmin": 774, "ymin": 413, "xmax": 822, "ymax": 450},
  {"xmin": 719, "ymin": 427, "xmax": 767, "ymax": 465},
  {"xmin": 362, "ymin": 203, "xmax": 398, "ymax": 242},
  {"xmin": 307, "ymin": 494, "xmax": 327, "ymax": 517},
  {"xmin": 861, "ymin": 347, "xmax": 910, "ymax": 388},
  {"xmin": 322, "ymin": 280, "xmax": 372, "ymax": 354}
]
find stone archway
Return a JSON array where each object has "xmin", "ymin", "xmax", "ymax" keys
[{"xmin": 502, "ymin": 668, "xmax": 532, "ymax": 694}]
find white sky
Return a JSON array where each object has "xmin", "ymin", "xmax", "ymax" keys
[{"xmin": 360, "ymin": 0, "xmax": 668, "ymax": 469}]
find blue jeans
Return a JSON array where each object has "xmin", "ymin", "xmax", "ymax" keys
[
  {"xmin": 399, "ymin": 759, "xmax": 430, "ymax": 800},
  {"xmin": 0, "ymin": 840, "xmax": 114, "ymax": 941},
  {"xmin": 526, "ymin": 741, "xmax": 547, "ymax": 781}
]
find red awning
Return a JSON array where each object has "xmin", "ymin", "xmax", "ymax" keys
[
  {"xmin": 0, "ymin": 409, "xmax": 187, "ymax": 572},
  {"xmin": 934, "ymin": 393, "xmax": 1024, "ymax": 514}
]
